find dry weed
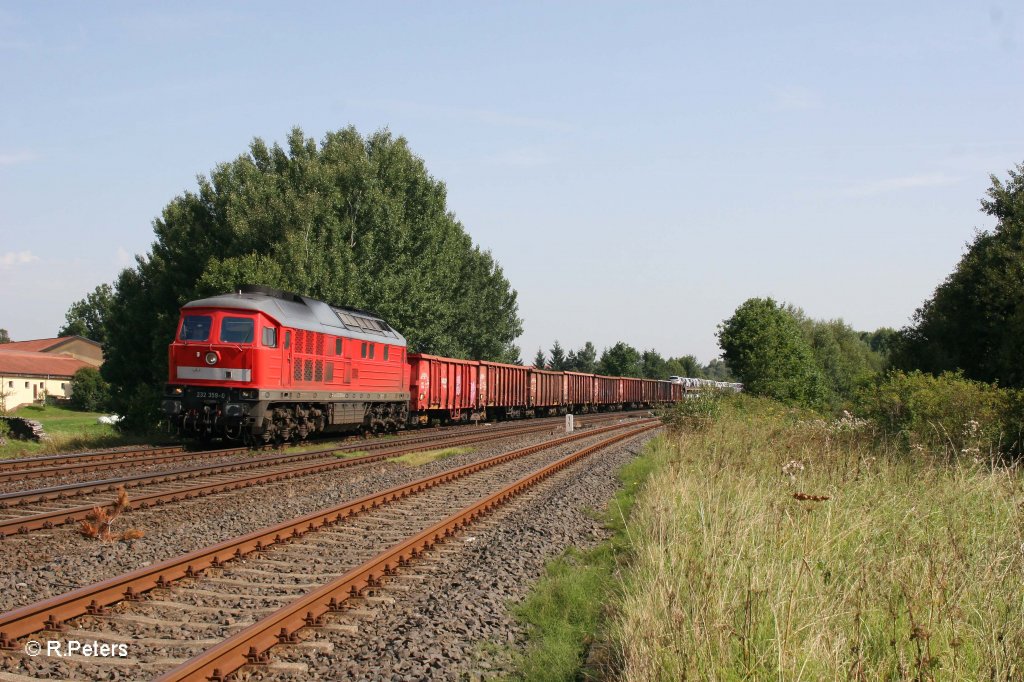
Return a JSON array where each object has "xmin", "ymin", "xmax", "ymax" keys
[{"xmin": 79, "ymin": 486, "xmax": 133, "ymax": 542}]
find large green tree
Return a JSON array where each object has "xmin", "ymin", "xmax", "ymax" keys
[
  {"xmin": 103, "ymin": 126, "xmax": 523, "ymax": 428},
  {"xmin": 0, "ymin": 329, "xmax": 9, "ymax": 344},
  {"xmin": 640, "ymin": 349, "xmax": 667, "ymax": 378},
  {"xmin": 717, "ymin": 298, "xmax": 825, "ymax": 405},
  {"xmin": 571, "ymin": 341, "xmax": 598, "ymax": 373},
  {"xmin": 598, "ymin": 342, "xmax": 642, "ymax": 378},
  {"xmin": 896, "ymin": 164, "xmax": 1024, "ymax": 387},
  {"xmin": 549, "ymin": 341, "xmax": 567, "ymax": 370},
  {"xmin": 59, "ymin": 283, "xmax": 114, "ymax": 344},
  {"xmin": 664, "ymin": 355, "xmax": 703, "ymax": 378},
  {"xmin": 701, "ymin": 359, "xmax": 732, "ymax": 381}
]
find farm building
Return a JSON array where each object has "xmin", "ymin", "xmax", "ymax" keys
[{"xmin": 0, "ymin": 337, "xmax": 102, "ymax": 410}]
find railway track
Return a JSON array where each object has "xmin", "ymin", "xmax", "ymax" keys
[
  {"xmin": 0, "ymin": 446, "xmax": 185, "ymax": 481},
  {"xmin": 0, "ymin": 420, "xmax": 660, "ymax": 680},
  {"xmin": 0, "ymin": 413, "xmax": 646, "ymax": 539},
  {"xmin": 0, "ymin": 411, "xmax": 648, "ymax": 485}
]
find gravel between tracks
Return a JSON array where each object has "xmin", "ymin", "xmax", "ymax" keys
[
  {"xmin": 0, "ymin": 420, "xmax": 642, "ymax": 614},
  {"xmin": 0, "ymin": 450, "xmax": 260, "ymax": 495},
  {"xmin": 254, "ymin": 430, "xmax": 658, "ymax": 681}
]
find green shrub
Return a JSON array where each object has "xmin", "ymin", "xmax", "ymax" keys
[
  {"xmin": 665, "ymin": 391, "xmax": 725, "ymax": 432},
  {"xmin": 69, "ymin": 367, "xmax": 111, "ymax": 412},
  {"xmin": 109, "ymin": 382, "xmax": 165, "ymax": 434},
  {"xmin": 854, "ymin": 370, "xmax": 1011, "ymax": 458}
]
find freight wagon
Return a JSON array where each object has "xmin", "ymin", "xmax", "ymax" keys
[{"xmin": 163, "ymin": 286, "xmax": 687, "ymax": 442}]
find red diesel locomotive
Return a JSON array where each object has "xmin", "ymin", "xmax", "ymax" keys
[
  {"xmin": 163, "ymin": 286, "xmax": 410, "ymax": 442},
  {"xmin": 163, "ymin": 286, "xmax": 685, "ymax": 442}
]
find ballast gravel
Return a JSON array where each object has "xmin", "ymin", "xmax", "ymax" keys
[
  {"xmin": 0, "ymin": 419, "xmax": 644, "ymax": 614},
  {"xmin": 257, "ymin": 430, "xmax": 657, "ymax": 681}
]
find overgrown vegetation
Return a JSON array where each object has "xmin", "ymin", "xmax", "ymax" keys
[
  {"xmin": 855, "ymin": 370, "xmax": 1022, "ymax": 457},
  {"xmin": 514, "ymin": 392, "xmax": 1024, "ymax": 680},
  {"xmin": 604, "ymin": 395, "xmax": 1024, "ymax": 680},
  {"xmin": 662, "ymin": 391, "xmax": 723, "ymax": 432},
  {"xmin": 389, "ymin": 446, "xmax": 471, "ymax": 466},
  {"xmin": 512, "ymin": 433, "xmax": 660, "ymax": 680}
]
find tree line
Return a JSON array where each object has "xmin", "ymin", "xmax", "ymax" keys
[
  {"xmin": 530, "ymin": 340, "xmax": 732, "ymax": 380},
  {"xmin": 718, "ymin": 162, "xmax": 1024, "ymax": 415},
  {"xmin": 717, "ymin": 298, "xmax": 889, "ymax": 408}
]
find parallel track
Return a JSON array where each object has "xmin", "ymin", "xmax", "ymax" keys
[
  {"xmin": 0, "ymin": 414, "xmax": 645, "ymax": 538},
  {"xmin": 0, "ymin": 410, "xmax": 648, "ymax": 484},
  {"xmin": 0, "ymin": 421, "xmax": 660, "ymax": 681},
  {"xmin": 0, "ymin": 446, "xmax": 184, "ymax": 479}
]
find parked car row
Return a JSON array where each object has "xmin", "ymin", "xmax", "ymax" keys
[{"xmin": 667, "ymin": 376, "xmax": 744, "ymax": 393}]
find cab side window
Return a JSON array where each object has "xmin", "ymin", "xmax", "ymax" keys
[
  {"xmin": 262, "ymin": 327, "xmax": 277, "ymax": 348},
  {"xmin": 285, "ymin": 331, "xmax": 291, "ymax": 349}
]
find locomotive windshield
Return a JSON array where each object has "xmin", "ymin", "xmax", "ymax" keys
[
  {"xmin": 179, "ymin": 315, "xmax": 212, "ymax": 341},
  {"xmin": 220, "ymin": 317, "xmax": 255, "ymax": 344}
]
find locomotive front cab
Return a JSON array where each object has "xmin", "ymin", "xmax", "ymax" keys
[{"xmin": 164, "ymin": 307, "xmax": 275, "ymax": 440}]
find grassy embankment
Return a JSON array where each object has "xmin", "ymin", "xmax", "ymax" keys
[
  {"xmin": 0, "ymin": 404, "xmax": 148, "ymax": 458},
  {"xmin": 514, "ymin": 395, "xmax": 1024, "ymax": 681}
]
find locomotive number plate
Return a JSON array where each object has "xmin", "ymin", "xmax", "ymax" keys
[{"xmin": 194, "ymin": 391, "xmax": 228, "ymax": 401}]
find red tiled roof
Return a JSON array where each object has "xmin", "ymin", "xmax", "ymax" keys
[
  {"xmin": 0, "ymin": 350, "xmax": 91, "ymax": 378},
  {"xmin": 0, "ymin": 339, "xmax": 63, "ymax": 353},
  {"xmin": 0, "ymin": 336, "xmax": 103, "ymax": 353}
]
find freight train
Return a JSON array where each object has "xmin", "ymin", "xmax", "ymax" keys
[{"xmin": 161, "ymin": 286, "xmax": 698, "ymax": 443}]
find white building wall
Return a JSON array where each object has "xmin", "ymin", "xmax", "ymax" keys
[{"xmin": 0, "ymin": 375, "xmax": 73, "ymax": 412}]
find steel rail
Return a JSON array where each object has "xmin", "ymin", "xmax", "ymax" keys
[
  {"xmin": 159, "ymin": 421, "xmax": 662, "ymax": 682},
  {"xmin": 0, "ymin": 410, "xmax": 643, "ymax": 484},
  {"xmin": 0, "ymin": 447, "xmax": 246, "ymax": 484},
  {"xmin": 0, "ymin": 418, "xmax": 657, "ymax": 650},
  {"xmin": 0, "ymin": 445, "xmax": 184, "ymax": 475},
  {"xmin": 0, "ymin": 419, "xmax": 577, "ymax": 538},
  {"xmin": 0, "ymin": 412, "xmax": 640, "ymax": 507}
]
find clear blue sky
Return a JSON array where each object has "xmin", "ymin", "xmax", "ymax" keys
[{"xmin": 1, "ymin": 2, "xmax": 1022, "ymax": 363}]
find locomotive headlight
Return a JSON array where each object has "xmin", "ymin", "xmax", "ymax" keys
[{"xmin": 205, "ymin": 351, "xmax": 219, "ymax": 366}]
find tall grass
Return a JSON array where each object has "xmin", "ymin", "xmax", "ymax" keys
[{"xmin": 609, "ymin": 395, "xmax": 1024, "ymax": 681}]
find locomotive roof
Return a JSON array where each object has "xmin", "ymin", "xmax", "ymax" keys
[{"xmin": 183, "ymin": 289, "xmax": 406, "ymax": 346}]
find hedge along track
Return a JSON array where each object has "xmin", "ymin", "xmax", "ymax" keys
[
  {"xmin": 0, "ymin": 410, "xmax": 648, "ymax": 484},
  {"xmin": 0, "ymin": 420, "xmax": 660, "ymax": 680},
  {"xmin": 0, "ymin": 413, "xmax": 651, "ymax": 538}
]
